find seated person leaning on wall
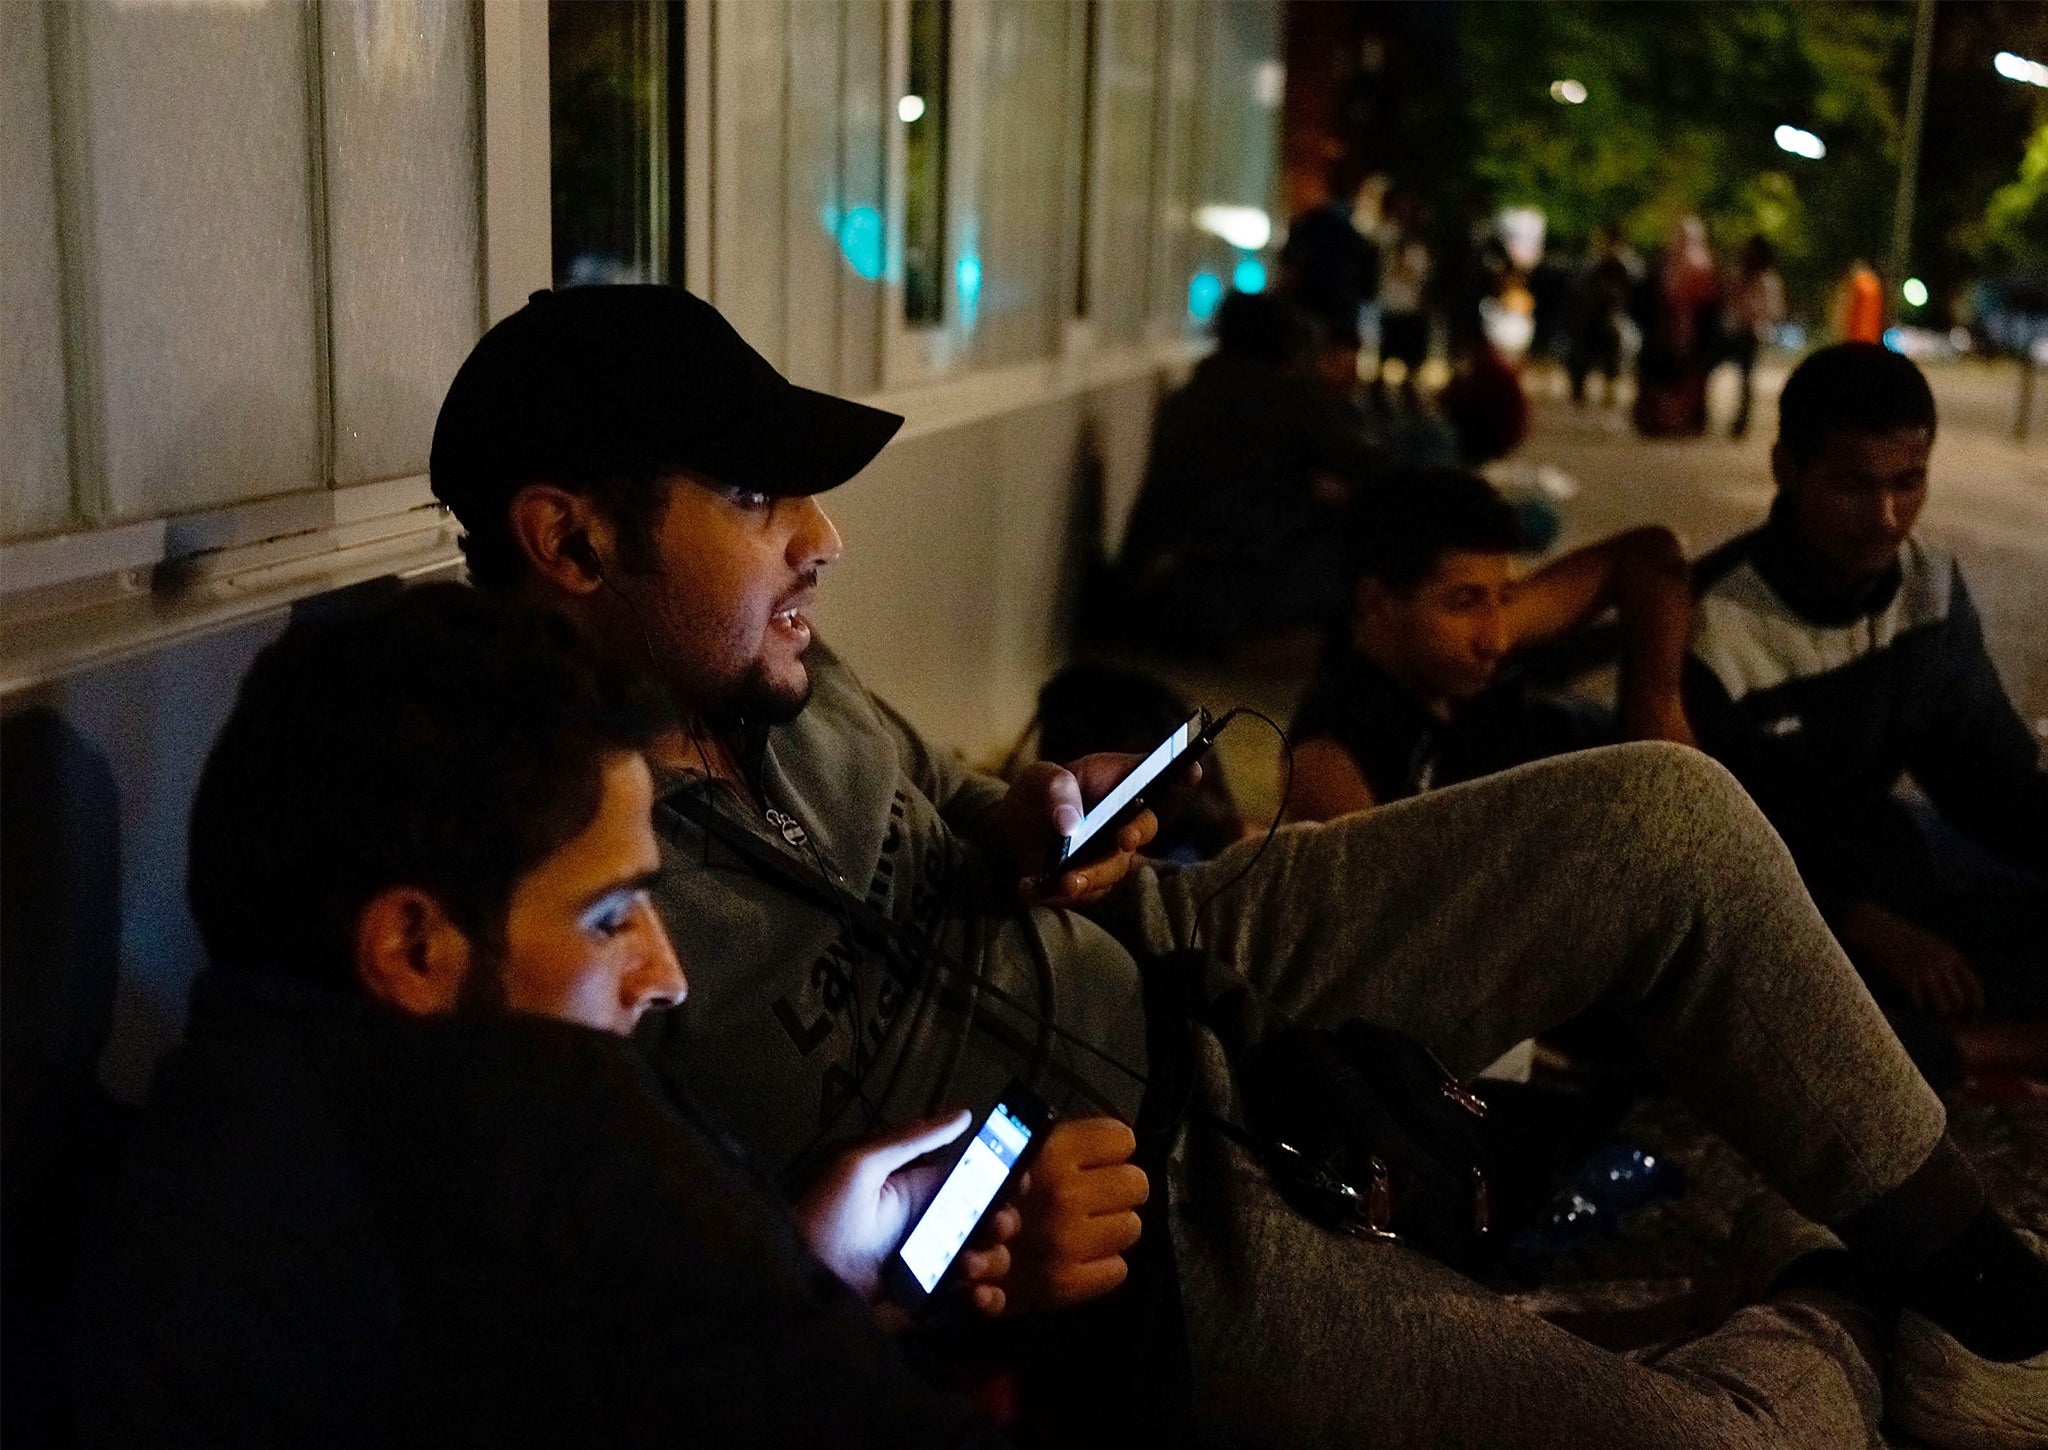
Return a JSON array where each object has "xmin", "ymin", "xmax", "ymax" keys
[
  {"xmin": 1686, "ymin": 342, "xmax": 2048, "ymax": 1085},
  {"xmin": 73, "ymin": 585, "xmax": 1008, "ymax": 1450},
  {"xmin": 1286, "ymin": 468, "xmax": 1695, "ymax": 821}
]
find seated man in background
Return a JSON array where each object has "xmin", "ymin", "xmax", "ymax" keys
[
  {"xmin": 74, "ymin": 585, "xmax": 1006, "ymax": 1449},
  {"xmin": 1287, "ymin": 468, "xmax": 1694, "ymax": 820},
  {"xmin": 1111, "ymin": 290, "xmax": 1387, "ymax": 655},
  {"xmin": 435, "ymin": 284, "xmax": 2048, "ymax": 1450},
  {"xmin": 1688, "ymin": 342, "xmax": 2048, "ymax": 1084}
]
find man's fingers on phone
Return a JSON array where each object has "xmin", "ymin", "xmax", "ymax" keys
[
  {"xmin": 1048, "ymin": 1255, "xmax": 1131, "ymax": 1304},
  {"xmin": 1059, "ymin": 1115, "xmax": 1138, "ymax": 1167},
  {"xmin": 1054, "ymin": 1209, "xmax": 1144, "ymax": 1262},
  {"xmin": 977, "ymin": 1202, "xmax": 1023, "ymax": 1246},
  {"xmin": 1115, "ymin": 808, "xmax": 1160, "ymax": 854},
  {"xmin": 1077, "ymin": 1162, "xmax": 1149, "ymax": 1213},
  {"xmin": 956, "ymin": 1242, "xmax": 1011, "ymax": 1284},
  {"xmin": 970, "ymin": 1284, "xmax": 1007, "ymax": 1317}
]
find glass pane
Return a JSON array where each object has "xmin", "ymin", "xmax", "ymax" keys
[
  {"xmin": 1093, "ymin": 0, "xmax": 1158, "ymax": 342},
  {"xmin": 1073, "ymin": 0, "xmax": 1100, "ymax": 319},
  {"xmin": 549, "ymin": 0, "xmax": 671, "ymax": 288},
  {"xmin": 902, "ymin": 0, "xmax": 950, "ymax": 326},
  {"xmin": 968, "ymin": 0, "xmax": 1070, "ymax": 366},
  {"xmin": 63, "ymin": 0, "xmax": 324, "ymax": 521},
  {"xmin": 1, "ymin": 0, "xmax": 74, "ymax": 542},
  {"xmin": 322, "ymin": 0, "xmax": 482, "ymax": 487}
]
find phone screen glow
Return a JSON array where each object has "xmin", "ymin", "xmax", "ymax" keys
[
  {"xmin": 897, "ymin": 1103, "xmax": 1032, "ymax": 1293},
  {"xmin": 1060, "ymin": 718, "xmax": 1195, "ymax": 861}
]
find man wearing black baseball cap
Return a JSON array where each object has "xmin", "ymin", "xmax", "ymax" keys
[{"xmin": 435, "ymin": 286, "xmax": 2048, "ymax": 1450}]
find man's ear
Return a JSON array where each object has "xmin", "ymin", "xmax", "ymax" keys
[
  {"xmin": 507, "ymin": 484, "xmax": 609, "ymax": 595},
  {"xmin": 353, "ymin": 886, "xmax": 475, "ymax": 1017}
]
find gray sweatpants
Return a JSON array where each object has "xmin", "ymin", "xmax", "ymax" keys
[{"xmin": 1128, "ymin": 742, "xmax": 1939, "ymax": 1449}]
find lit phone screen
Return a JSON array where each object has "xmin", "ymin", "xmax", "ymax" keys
[
  {"xmin": 1060, "ymin": 718, "xmax": 1194, "ymax": 860},
  {"xmin": 897, "ymin": 1103, "xmax": 1033, "ymax": 1293}
]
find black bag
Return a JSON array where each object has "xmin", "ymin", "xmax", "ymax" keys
[
  {"xmin": 1142, "ymin": 948, "xmax": 1510, "ymax": 1281},
  {"xmin": 1240, "ymin": 1021, "xmax": 1504, "ymax": 1278}
]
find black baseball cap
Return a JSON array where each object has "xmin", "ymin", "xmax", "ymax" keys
[{"xmin": 430, "ymin": 285, "xmax": 903, "ymax": 524}]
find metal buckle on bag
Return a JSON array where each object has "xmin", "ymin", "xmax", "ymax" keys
[
  {"xmin": 1269, "ymin": 1141, "xmax": 1400, "ymax": 1243},
  {"xmin": 1442, "ymin": 1079, "xmax": 1488, "ymax": 1118}
]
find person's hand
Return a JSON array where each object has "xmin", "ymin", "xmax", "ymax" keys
[
  {"xmin": 1622, "ymin": 698, "xmax": 1698, "ymax": 750},
  {"xmin": 984, "ymin": 755, "xmax": 1193, "ymax": 909},
  {"xmin": 792, "ymin": 1111, "xmax": 1020, "ymax": 1313},
  {"xmin": 1838, "ymin": 900, "xmax": 1985, "ymax": 1021},
  {"xmin": 1003, "ymin": 1115, "xmax": 1148, "ymax": 1313}
]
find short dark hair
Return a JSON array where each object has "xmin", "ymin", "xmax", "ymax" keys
[
  {"xmin": 187, "ymin": 584, "xmax": 669, "ymax": 990},
  {"xmin": 1214, "ymin": 291, "xmax": 1312, "ymax": 364},
  {"xmin": 1776, "ymin": 343, "xmax": 1936, "ymax": 466},
  {"xmin": 1347, "ymin": 469, "xmax": 1527, "ymax": 593}
]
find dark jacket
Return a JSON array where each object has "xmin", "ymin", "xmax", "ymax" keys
[
  {"xmin": 1291, "ymin": 650, "xmax": 1612, "ymax": 804},
  {"xmin": 1685, "ymin": 515, "xmax": 2047, "ymax": 914},
  {"xmin": 73, "ymin": 971, "xmax": 999, "ymax": 1449}
]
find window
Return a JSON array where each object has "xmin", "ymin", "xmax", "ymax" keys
[
  {"xmin": 548, "ymin": 0, "xmax": 680, "ymax": 288},
  {"xmin": 902, "ymin": 0, "xmax": 950, "ymax": 326},
  {"xmin": 1, "ymin": 0, "xmax": 483, "ymax": 548},
  {"xmin": 1072, "ymin": 0, "xmax": 1101, "ymax": 320}
]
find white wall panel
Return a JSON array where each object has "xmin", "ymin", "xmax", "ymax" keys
[
  {"xmin": 1090, "ymin": 0, "xmax": 1158, "ymax": 342},
  {"xmin": 1148, "ymin": 0, "xmax": 1206, "ymax": 335},
  {"xmin": 711, "ymin": 0, "xmax": 790, "ymax": 368},
  {"xmin": 323, "ymin": 0, "xmax": 483, "ymax": 487},
  {"xmin": 1, "ymin": 0, "xmax": 74, "ymax": 543},
  {"xmin": 966, "ymin": 0, "xmax": 1072, "ymax": 368},
  {"xmin": 784, "ymin": 0, "xmax": 846, "ymax": 391},
  {"xmin": 58, "ymin": 0, "xmax": 324, "ymax": 521},
  {"xmin": 835, "ymin": 0, "xmax": 888, "ymax": 395}
]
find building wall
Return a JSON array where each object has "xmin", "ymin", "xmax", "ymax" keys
[{"xmin": 1, "ymin": 0, "xmax": 1279, "ymax": 1098}]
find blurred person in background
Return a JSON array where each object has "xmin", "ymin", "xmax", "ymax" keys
[
  {"xmin": 1287, "ymin": 470, "xmax": 1693, "ymax": 820},
  {"xmin": 1279, "ymin": 160, "xmax": 1380, "ymax": 361},
  {"xmin": 1638, "ymin": 210, "xmax": 1720, "ymax": 436},
  {"xmin": 1635, "ymin": 216, "xmax": 1722, "ymax": 438},
  {"xmin": 1371, "ymin": 190, "xmax": 1435, "ymax": 411},
  {"xmin": 1722, "ymin": 235, "xmax": 1787, "ymax": 440},
  {"xmin": 1115, "ymin": 291, "xmax": 1388, "ymax": 655},
  {"xmin": 1837, "ymin": 259, "xmax": 1886, "ymax": 345},
  {"xmin": 1569, "ymin": 225, "xmax": 1643, "ymax": 410},
  {"xmin": 1687, "ymin": 344, "xmax": 2048, "ymax": 1085}
]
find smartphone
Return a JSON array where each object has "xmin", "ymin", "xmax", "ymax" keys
[
  {"xmin": 1048, "ymin": 708, "xmax": 1215, "ymax": 877},
  {"xmin": 884, "ymin": 1081, "xmax": 1051, "ymax": 1311}
]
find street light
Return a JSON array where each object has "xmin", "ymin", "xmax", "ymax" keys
[
  {"xmin": 897, "ymin": 94, "xmax": 927, "ymax": 123},
  {"xmin": 1994, "ymin": 51, "xmax": 2048, "ymax": 88},
  {"xmin": 1775, "ymin": 124, "xmax": 1827, "ymax": 160},
  {"xmin": 1549, "ymin": 79, "xmax": 1587, "ymax": 105},
  {"xmin": 1903, "ymin": 277, "xmax": 1929, "ymax": 308}
]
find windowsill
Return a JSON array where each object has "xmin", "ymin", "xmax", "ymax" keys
[{"xmin": 0, "ymin": 332, "xmax": 1207, "ymax": 694}]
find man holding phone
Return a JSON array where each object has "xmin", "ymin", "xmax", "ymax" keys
[
  {"xmin": 436, "ymin": 286, "xmax": 2048, "ymax": 1450},
  {"xmin": 77, "ymin": 586, "xmax": 1010, "ymax": 1446}
]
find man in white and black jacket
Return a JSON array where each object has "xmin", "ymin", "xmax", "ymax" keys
[{"xmin": 1687, "ymin": 343, "xmax": 2048, "ymax": 1083}]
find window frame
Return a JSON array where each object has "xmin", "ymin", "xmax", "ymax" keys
[{"xmin": 0, "ymin": 0, "xmax": 549, "ymax": 695}]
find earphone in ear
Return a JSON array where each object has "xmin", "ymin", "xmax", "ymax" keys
[{"xmin": 565, "ymin": 533, "xmax": 605, "ymax": 582}]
